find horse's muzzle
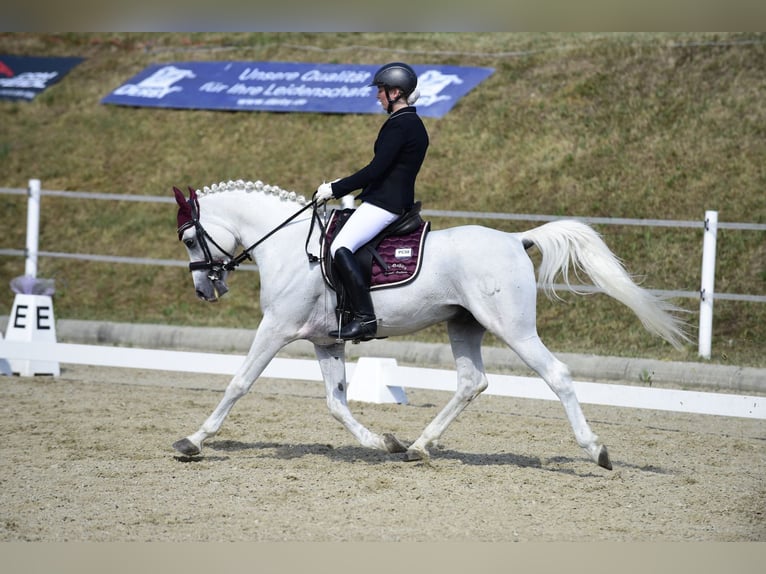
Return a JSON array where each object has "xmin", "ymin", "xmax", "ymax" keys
[
  {"xmin": 196, "ymin": 279, "xmax": 228, "ymax": 301},
  {"xmin": 193, "ymin": 268, "xmax": 229, "ymax": 301}
]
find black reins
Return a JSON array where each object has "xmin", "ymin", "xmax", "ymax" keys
[{"xmin": 184, "ymin": 194, "xmax": 324, "ymax": 279}]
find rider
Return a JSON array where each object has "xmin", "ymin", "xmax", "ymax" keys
[{"xmin": 315, "ymin": 62, "xmax": 429, "ymax": 341}]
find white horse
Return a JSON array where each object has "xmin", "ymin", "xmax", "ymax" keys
[{"xmin": 171, "ymin": 180, "xmax": 688, "ymax": 470}]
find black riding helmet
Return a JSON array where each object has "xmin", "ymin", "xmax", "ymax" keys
[{"xmin": 370, "ymin": 62, "xmax": 418, "ymax": 113}]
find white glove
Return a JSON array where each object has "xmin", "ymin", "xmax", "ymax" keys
[{"xmin": 315, "ymin": 181, "xmax": 334, "ymax": 202}]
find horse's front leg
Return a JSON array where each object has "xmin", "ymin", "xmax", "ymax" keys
[
  {"xmin": 314, "ymin": 342, "xmax": 407, "ymax": 454},
  {"xmin": 172, "ymin": 318, "xmax": 292, "ymax": 457}
]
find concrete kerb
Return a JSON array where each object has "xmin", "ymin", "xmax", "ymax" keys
[{"xmin": 1, "ymin": 316, "xmax": 764, "ymax": 394}]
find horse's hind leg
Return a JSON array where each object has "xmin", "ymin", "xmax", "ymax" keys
[
  {"xmin": 509, "ymin": 335, "xmax": 612, "ymax": 469},
  {"xmin": 406, "ymin": 314, "xmax": 489, "ymax": 462}
]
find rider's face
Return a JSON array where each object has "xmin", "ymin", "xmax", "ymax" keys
[{"xmin": 377, "ymin": 86, "xmax": 400, "ymax": 110}]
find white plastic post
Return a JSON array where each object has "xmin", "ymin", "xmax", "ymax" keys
[
  {"xmin": 698, "ymin": 210, "xmax": 718, "ymax": 359},
  {"xmin": 347, "ymin": 357, "xmax": 408, "ymax": 404},
  {"xmin": 25, "ymin": 179, "xmax": 41, "ymax": 278}
]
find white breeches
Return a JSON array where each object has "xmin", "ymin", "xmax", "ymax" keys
[{"xmin": 330, "ymin": 202, "xmax": 399, "ymax": 257}]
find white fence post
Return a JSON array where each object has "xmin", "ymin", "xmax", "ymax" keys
[
  {"xmin": 698, "ymin": 210, "xmax": 718, "ymax": 359},
  {"xmin": 25, "ymin": 178, "xmax": 41, "ymax": 278}
]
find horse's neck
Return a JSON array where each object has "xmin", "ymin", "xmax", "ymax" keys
[{"xmin": 200, "ymin": 185, "xmax": 314, "ymax": 260}]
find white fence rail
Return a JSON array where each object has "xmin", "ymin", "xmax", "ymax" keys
[{"xmin": 2, "ymin": 180, "xmax": 766, "ymax": 359}]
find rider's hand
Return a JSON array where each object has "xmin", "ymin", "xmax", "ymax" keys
[{"xmin": 315, "ymin": 182, "xmax": 335, "ymax": 202}]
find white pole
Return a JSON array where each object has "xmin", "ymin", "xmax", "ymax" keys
[
  {"xmin": 698, "ymin": 210, "xmax": 718, "ymax": 359},
  {"xmin": 25, "ymin": 179, "xmax": 41, "ymax": 278}
]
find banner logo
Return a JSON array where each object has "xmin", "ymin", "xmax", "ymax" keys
[
  {"xmin": 114, "ymin": 65, "xmax": 197, "ymax": 99},
  {"xmin": 0, "ymin": 55, "xmax": 84, "ymax": 101}
]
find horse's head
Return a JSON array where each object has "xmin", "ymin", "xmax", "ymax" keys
[{"xmin": 173, "ymin": 186, "xmax": 236, "ymax": 302}]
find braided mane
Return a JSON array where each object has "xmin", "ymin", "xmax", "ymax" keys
[{"xmin": 196, "ymin": 179, "xmax": 309, "ymax": 206}]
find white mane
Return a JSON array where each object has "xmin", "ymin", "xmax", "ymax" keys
[{"xmin": 195, "ymin": 179, "xmax": 309, "ymax": 206}]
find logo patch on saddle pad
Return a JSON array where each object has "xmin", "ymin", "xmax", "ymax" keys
[{"xmin": 321, "ymin": 208, "xmax": 430, "ymax": 291}]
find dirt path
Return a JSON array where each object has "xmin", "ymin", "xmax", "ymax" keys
[{"xmin": 0, "ymin": 364, "xmax": 763, "ymax": 542}]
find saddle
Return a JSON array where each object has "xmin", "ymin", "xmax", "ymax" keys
[{"xmin": 320, "ymin": 202, "xmax": 430, "ymax": 294}]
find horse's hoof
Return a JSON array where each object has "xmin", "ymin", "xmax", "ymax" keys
[
  {"xmin": 173, "ymin": 437, "xmax": 201, "ymax": 457},
  {"xmin": 404, "ymin": 447, "xmax": 430, "ymax": 463},
  {"xmin": 383, "ymin": 433, "xmax": 408, "ymax": 453},
  {"xmin": 597, "ymin": 445, "xmax": 612, "ymax": 470}
]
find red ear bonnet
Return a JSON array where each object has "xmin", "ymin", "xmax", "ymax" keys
[{"xmin": 174, "ymin": 186, "xmax": 197, "ymax": 239}]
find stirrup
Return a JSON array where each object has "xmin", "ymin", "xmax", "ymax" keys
[{"xmin": 330, "ymin": 316, "xmax": 378, "ymax": 341}]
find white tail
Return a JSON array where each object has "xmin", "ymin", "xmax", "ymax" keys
[{"xmin": 520, "ymin": 220, "xmax": 690, "ymax": 350}]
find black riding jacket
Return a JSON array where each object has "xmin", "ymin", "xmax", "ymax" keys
[{"xmin": 330, "ymin": 106, "xmax": 429, "ymax": 214}]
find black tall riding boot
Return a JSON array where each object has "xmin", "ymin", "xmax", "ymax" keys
[{"xmin": 329, "ymin": 247, "xmax": 378, "ymax": 340}]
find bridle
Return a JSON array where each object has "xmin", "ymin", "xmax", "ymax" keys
[
  {"xmin": 180, "ymin": 194, "xmax": 235, "ymax": 284},
  {"xmin": 179, "ymin": 190, "xmax": 322, "ymax": 284}
]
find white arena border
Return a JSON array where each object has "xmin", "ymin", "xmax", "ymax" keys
[{"xmin": 0, "ymin": 340, "xmax": 763, "ymax": 420}]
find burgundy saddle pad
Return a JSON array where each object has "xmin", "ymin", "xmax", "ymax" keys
[{"xmin": 321, "ymin": 209, "xmax": 430, "ymax": 291}]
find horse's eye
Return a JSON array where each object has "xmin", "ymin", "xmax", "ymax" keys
[{"xmin": 184, "ymin": 238, "xmax": 194, "ymax": 248}]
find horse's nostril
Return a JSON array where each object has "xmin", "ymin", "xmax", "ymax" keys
[{"xmin": 195, "ymin": 289, "xmax": 206, "ymax": 300}]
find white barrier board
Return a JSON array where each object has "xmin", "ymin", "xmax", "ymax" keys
[{"xmin": 0, "ymin": 340, "xmax": 763, "ymax": 419}]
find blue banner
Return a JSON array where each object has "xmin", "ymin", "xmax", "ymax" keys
[
  {"xmin": 0, "ymin": 55, "xmax": 84, "ymax": 101},
  {"xmin": 101, "ymin": 61, "xmax": 494, "ymax": 118}
]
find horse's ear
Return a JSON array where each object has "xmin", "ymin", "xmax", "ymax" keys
[
  {"xmin": 174, "ymin": 186, "xmax": 194, "ymax": 239},
  {"xmin": 187, "ymin": 186, "xmax": 198, "ymax": 202},
  {"xmin": 173, "ymin": 186, "xmax": 186, "ymax": 207}
]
